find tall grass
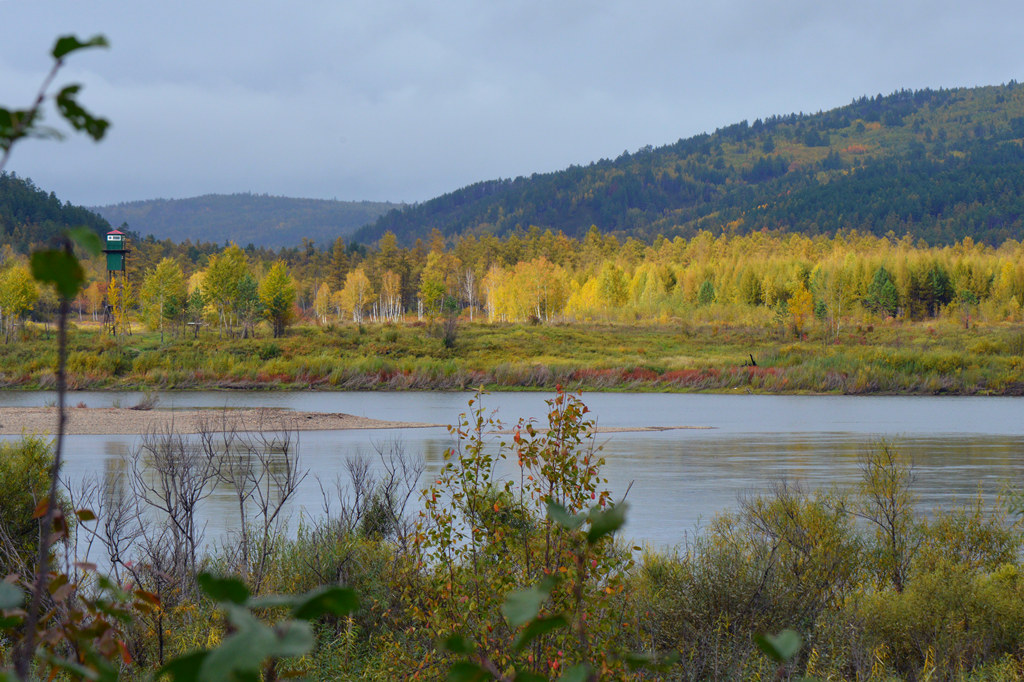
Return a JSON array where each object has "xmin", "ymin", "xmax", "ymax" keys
[{"xmin": 3, "ymin": 319, "xmax": 1024, "ymax": 393}]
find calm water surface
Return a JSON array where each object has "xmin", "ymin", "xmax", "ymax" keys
[{"xmin": 3, "ymin": 391, "xmax": 1023, "ymax": 549}]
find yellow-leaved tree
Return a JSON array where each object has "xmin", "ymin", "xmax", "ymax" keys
[
  {"xmin": 0, "ymin": 264, "xmax": 38, "ymax": 342},
  {"xmin": 202, "ymin": 244, "xmax": 249, "ymax": 336},
  {"xmin": 789, "ymin": 282, "xmax": 814, "ymax": 337},
  {"xmin": 338, "ymin": 267, "xmax": 373, "ymax": 323},
  {"xmin": 107, "ymin": 274, "xmax": 133, "ymax": 336},
  {"xmin": 258, "ymin": 260, "xmax": 296, "ymax": 338},
  {"xmin": 139, "ymin": 257, "xmax": 186, "ymax": 342},
  {"xmin": 379, "ymin": 269, "xmax": 403, "ymax": 321},
  {"xmin": 313, "ymin": 282, "xmax": 332, "ymax": 325}
]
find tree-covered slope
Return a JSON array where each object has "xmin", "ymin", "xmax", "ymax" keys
[
  {"xmin": 92, "ymin": 193, "xmax": 403, "ymax": 248},
  {"xmin": 356, "ymin": 83, "xmax": 1024, "ymax": 246},
  {"xmin": 0, "ymin": 172, "xmax": 111, "ymax": 254}
]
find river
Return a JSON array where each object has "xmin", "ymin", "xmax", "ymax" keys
[{"xmin": 1, "ymin": 391, "xmax": 1022, "ymax": 549}]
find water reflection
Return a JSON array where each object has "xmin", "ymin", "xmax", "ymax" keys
[
  {"xmin": 2, "ymin": 392, "xmax": 1021, "ymax": 550},
  {"xmin": 44, "ymin": 429, "xmax": 1024, "ymax": 551}
]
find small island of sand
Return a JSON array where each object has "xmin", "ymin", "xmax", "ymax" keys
[
  {"xmin": 0, "ymin": 406, "xmax": 445, "ymax": 436},
  {"xmin": 0, "ymin": 406, "xmax": 712, "ymax": 437}
]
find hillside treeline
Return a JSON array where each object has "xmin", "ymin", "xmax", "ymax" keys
[
  {"xmin": 0, "ymin": 172, "xmax": 110, "ymax": 254},
  {"xmin": 357, "ymin": 83, "xmax": 1024, "ymax": 246}
]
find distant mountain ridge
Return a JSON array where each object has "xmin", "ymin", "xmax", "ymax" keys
[
  {"xmin": 92, "ymin": 193, "xmax": 403, "ymax": 248},
  {"xmin": 356, "ymin": 82, "xmax": 1024, "ymax": 246}
]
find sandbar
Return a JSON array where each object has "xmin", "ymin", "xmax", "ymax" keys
[
  {"xmin": 0, "ymin": 407, "xmax": 445, "ymax": 436},
  {"xmin": 0, "ymin": 406, "xmax": 712, "ymax": 437}
]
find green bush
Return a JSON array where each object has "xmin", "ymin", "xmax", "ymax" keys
[
  {"xmin": 0, "ymin": 437, "xmax": 58, "ymax": 573},
  {"xmin": 257, "ymin": 342, "xmax": 282, "ymax": 360},
  {"xmin": 637, "ymin": 484, "xmax": 861, "ymax": 678},
  {"xmin": 915, "ymin": 500, "xmax": 1021, "ymax": 573},
  {"xmin": 856, "ymin": 562, "xmax": 1024, "ymax": 678}
]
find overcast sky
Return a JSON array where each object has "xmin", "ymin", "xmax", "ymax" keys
[{"xmin": 2, "ymin": 1, "xmax": 1023, "ymax": 207}]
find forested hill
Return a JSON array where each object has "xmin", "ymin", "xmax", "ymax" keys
[
  {"xmin": 356, "ymin": 82, "xmax": 1024, "ymax": 247},
  {"xmin": 0, "ymin": 172, "xmax": 111, "ymax": 254},
  {"xmin": 92, "ymin": 194, "xmax": 402, "ymax": 248}
]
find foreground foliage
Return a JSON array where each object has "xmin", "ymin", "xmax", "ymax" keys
[{"xmin": 1, "ymin": 391, "xmax": 1023, "ymax": 680}]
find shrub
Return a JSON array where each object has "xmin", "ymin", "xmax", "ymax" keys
[
  {"xmin": 257, "ymin": 342, "xmax": 282, "ymax": 361},
  {"xmin": 416, "ymin": 389, "xmax": 636, "ymax": 679},
  {"xmin": 856, "ymin": 562, "xmax": 1024, "ymax": 678},
  {"xmin": 637, "ymin": 483, "xmax": 860, "ymax": 679},
  {"xmin": 915, "ymin": 499, "xmax": 1021, "ymax": 573},
  {"xmin": 0, "ymin": 437, "xmax": 60, "ymax": 574}
]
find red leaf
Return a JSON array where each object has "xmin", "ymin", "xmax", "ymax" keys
[{"xmin": 118, "ymin": 639, "xmax": 133, "ymax": 665}]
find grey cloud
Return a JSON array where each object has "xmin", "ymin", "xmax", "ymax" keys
[{"xmin": 2, "ymin": 1, "xmax": 1024, "ymax": 206}]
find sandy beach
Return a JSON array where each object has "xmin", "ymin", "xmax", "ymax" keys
[
  {"xmin": 0, "ymin": 406, "xmax": 712, "ymax": 436},
  {"xmin": 0, "ymin": 407, "xmax": 445, "ymax": 436}
]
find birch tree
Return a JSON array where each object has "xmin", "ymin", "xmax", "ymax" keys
[
  {"xmin": 139, "ymin": 258, "xmax": 186, "ymax": 342},
  {"xmin": 0, "ymin": 265, "xmax": 38, "ymax": 342}
]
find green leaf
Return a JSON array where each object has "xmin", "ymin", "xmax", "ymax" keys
[
  {"xmin": 75, "ymin": 508, "xmax": 97, "ymax": 522},
  {"xmin": 55, "ymin": 85, "xmax": 110, "ymax": 141},
  {"xmin": 556, "ymin": 664, "xmax": 592, "ymax": 682},
  {"xmin": 198, "ymin": 609, "xmax": 313, "ymax": 681},
  {"xmin": 448, "ymin": 661, "xmax": 490, "ymax": 682},
  {"xmin": 586, "ymin": 503, "xmax": 627, "ymax": 544},
  {"xmin": 513, "ymin": 615, "xmax": 568, "ymax": 651},
  {"xmin": 546, "ymin": 500, "xmax": 585, "ymax": 531},
  {"xmin": 68, "ymin": 227, "xmax": 103, "ymax": 256},
  {"xmin": 0, "ymin": 108, "xmax": 19, "ymax": 148},
  {"xmin": 291, "ymin": 585, "xmax": 359, "ymax": 620},
  {"xmin": 754, "ymin": 629, "xmax": 802, "ymax": 663},
  {"xmin": 157, "ymin": 650, "xmax": 208, "ymax": 681},
  {"xmin": 52, "ymin": 34, "xmax": 109, "ymax": 59},
  {"xmin": 0, "ymin": 582, "xmax": 23, "ymax": 610},
  {"xmin": 245, "ymin": 594, "xmax": 298, "ymax": 609},
  {"xmin": 502, "ymin": 578, "xmax": 555, "ymax": 628},
  {"xmin": 0, "ymin": 107, "xmax": 47, "ymax": 143},
  {"xmin": 0, "ymin": 615, "xmax": 22, "ymax": 629},
  {"xmin": 267, "ymin": 621, "xmax": 315, "ymax": 658},
  {"xmin": 30, "ymin": 248, "xmax": 85, "ymax": 298},
  {"xmin": 221, "ymin": 602, "xmax": 260, "ymax": 630},
  {"xmin": 196, "ymin": 573, "xmax": 249, "ymax": 604},
  {"xmin": 441, "ymin": 634, "xmax": 475, "ymax": 655}
]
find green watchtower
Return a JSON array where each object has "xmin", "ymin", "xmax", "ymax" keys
[
  {"xmin": 102, "ymin": 229, "xmax": 131, "ymax": 335},
  {"xmin": 103, "ymin": 229, "xmax": 128, "ymax": 272}
]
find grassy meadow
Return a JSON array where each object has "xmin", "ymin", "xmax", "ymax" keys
[{"xmin": 2, "ymin": 316, "xmax": 1023, "ymax": 394}]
